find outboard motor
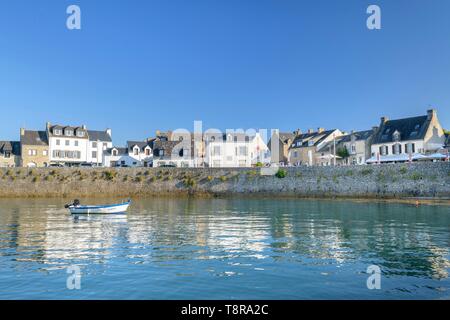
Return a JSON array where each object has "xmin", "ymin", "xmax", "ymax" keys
[{"xmin": 64, "ymin": 199, "xmax": 81, "ymax": 208}]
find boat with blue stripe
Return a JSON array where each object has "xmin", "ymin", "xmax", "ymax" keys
[{"xmin": 65, "ymin": 199, "xmax": 131, "ymax": 214}]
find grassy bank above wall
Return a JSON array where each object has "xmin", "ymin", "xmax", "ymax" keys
[{"xmin": 0, "ymin": 162, "xmax": 449, "ymax": 199}]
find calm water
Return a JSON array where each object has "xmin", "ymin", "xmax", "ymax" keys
[{"xmin": 0, "ymin": 198, "xmax": 449, "ymax": 299}]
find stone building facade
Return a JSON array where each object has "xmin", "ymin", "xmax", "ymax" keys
[{"xmin": 20, "ymin": 129, "xmax": 49, "ymax": 167}]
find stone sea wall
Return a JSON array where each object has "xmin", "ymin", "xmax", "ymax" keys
[{"xmin": 0, "ymin": 162, "xmax": 449, "ymax": 199}]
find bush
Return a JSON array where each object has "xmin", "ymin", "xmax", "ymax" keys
[
  {"xmin": 376, "ymin": 172, "xmax": 386, "ymax": 182},
  {"xmin": 5, "ymin": 169, "xmax": 12, "ymax": 176},
  {"xmin": 32, "ymin": 176, "xmax": 39, "ymax": 183},
  {"xmin": 220, "ymin": 176, "xmax": 227, "ymax": 182},
  {"xmin": 361, "ymin": 168, "xmax": 373, "ymax": 176},
  {"xmin": 255, "ymin": 162, "xmax": 263, "ymax": 167},
  {"xmin": 207, "ymin": 175, "xmax": 214, "ymax": 181},
  {"xmin": 183, "ymin": 176, "xmax": 196, "ymax": 188},
  {"xmin": 102, "ymin": 170, "xmax": 117, "ymax": 181},
  {"xmin": 135, "ymin": 176, "xmax": 143, "ymax": 183},
  {"xmin": 399, "ymin": 167, "xmax": 408, "ymax": 174},
  {"xmin": 44, "ymin": 175, "xmax": 52, "ymax": 181},
  {"xmin": 275, "ymin": 169, "xmax": 287, "ymax": 179},
  {"xmin": 410, "ymin": 173, "xmax": 424, "ymax": 181}
]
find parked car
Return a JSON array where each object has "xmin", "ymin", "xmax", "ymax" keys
[
  {"xmin": 48, "ymin": 163, "xmax": 64, "ymax": 167},
  {"xmin": 80, "ymin": 163, "xmax": 94, "ymax": 167}
]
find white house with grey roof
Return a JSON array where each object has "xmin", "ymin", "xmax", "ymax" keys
[
  {"xmin": 87, "ymin": 129, "xmax": 113, "ymax": 166},
  {"xmin": 103, "ymin": 141, "xmax": 152, "ymax": 167},
  {"xmin": 367, "ymin": 109, "xmax": 446, "ymax": 163},
  {"xmin": 204, "ymin": 131, "xmax": 269, "ymax": 168},
  {"xmin": 0, "ymin": 141, "xmax": 20, "ymax": 167},
  {"xmin": 46, "ymin": 123, "xmax": 89, "ymax": 165},
  {"xmin": 46, "ymin": 122, "xmax": 113, "ymax": 166}
]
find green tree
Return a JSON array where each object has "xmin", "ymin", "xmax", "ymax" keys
[{"xmin": 336, "ymin": 147, "xmax": 350, "ymax": 159}]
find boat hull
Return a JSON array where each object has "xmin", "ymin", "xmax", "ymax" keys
[{"xmin": 69, "ymin": 202, "xmax": 130, "ymax": 214}]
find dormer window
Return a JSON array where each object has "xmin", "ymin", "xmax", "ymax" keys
[
  {"xmin": 112, "ymin": 149, "xmax": 118, "ymax": 156},
  {"xmin": 393, "ymin": 131, "xmax": 400, "ymax": 142},
  {"xmin": 54, "ymin": 129, "xmax": 62, "ymax": 135},
  {"xmin": 133, "ymin": 147, "xmax": 139, "ymax": 156},
  {"xmin": 145, "ymin": 148, "xmax": 151, "ymax": 156},
  {"xmin": 77, "ymin": 130, "xmax": 85, "ymax": 137},
  {"xmin": 65, "ymin": 129, "xmax": 73, "ymax": 136},
  {"xmin": 159, "ymin": 149, "xmax": 165, "ymax": 156},
  {"xmin": 308, "ymin": 140, "xmax": 314, "ymax": 147}
]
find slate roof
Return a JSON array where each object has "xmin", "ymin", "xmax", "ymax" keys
[
  {"xmin": 204, "ymin": 132, "xmax": 255, "ymax": 142},
  {"xmin": 20, "ymin": 130, "xmax": 48, "ymax": 146},
  {"xmin": 267, "ymin": 132, "xmax": 295, "ymax": 151},
  {"xmin": 0, "ymin": 141, "xmax": 20, "ymax": 155},
  {"xmin": 88, "ymin": 130, "xmax": 112, "ymax": 142},
  {"xmin": 105, "ymin": 147, "xmax": 128, "ymax": 156},
  {"xmin": 127, "ymin": 141, "xmax": 151, "ymax": 152},
  {"xmin": 48, "ymin": 125, "xmax": 88, "ymax": 138},
  {"xmin": 152, "ymin": 140, "xmax": 183, "ymax": 157},
  {"xmin": 290, "ymin": 130, "xmax": 337, "ymax": 149},
  {"xmin": 278, "ymin": 132, "xmax": 296, "ymax": 144},
  {"xmin": 338, "ymin": 129, "xmax": 375, "ymax": 143},
  {"xmin": 372, "ymin": 116, "xmax": 430, "ymax": 144},
  {"xmin": 445, "ymin": 133, "xmax": 450, "ymax": 147}
]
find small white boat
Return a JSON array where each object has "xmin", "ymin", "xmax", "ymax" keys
[{"xmin": 65, "ymin": 199, "xmax": 131, "ymax": 214}]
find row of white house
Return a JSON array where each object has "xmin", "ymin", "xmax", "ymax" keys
[
  {"xmin": 1, "ymin": 109, "xmax": 448, "ymax": 168},
  {"xmin": 103, "ymin": 131, "xmax": 270, "ymax": 168}
]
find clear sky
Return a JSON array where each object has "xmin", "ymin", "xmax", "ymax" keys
[{"xmin": 1, "ymin": 0, "xmax": 449, "ymax": 145}]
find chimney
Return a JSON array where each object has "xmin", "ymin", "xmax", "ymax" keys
[
  {"xmin": 380, "ymin": 116, "xmax": 389, "ymax": 124},
  {"xmin": 308, "ymin": 128, "xmax": 314, "ymax": 134},
  {"xmin": 293, "ymin": 129, "xmax": 302, "ymax": 136},
  {"xmin": 82, "ymin": 125, "xmax": 87, "ymax": 130},
  {"xmin": 106, "ymin": 128, "xmax": 112, "ymax": 137},
  {"xmin": 317, "ymin": 127, "xmax": 325, "ymax": 133},
  {"xmin": 20, "ymin": 128, "xmax": 25, "ymax": 136},
  {"xmin": 46, "ymin": 122, "xmax": 51, "ymax": 129},
  {"xmin": 427, "ymin": 109, "xmax": 436, "ymax": 120}
]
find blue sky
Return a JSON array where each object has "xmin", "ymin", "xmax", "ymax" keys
[{"xmin": 0, "ymin": 0, "xmax": 449, "ymax": 145}]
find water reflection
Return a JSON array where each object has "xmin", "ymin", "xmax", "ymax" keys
[{"xmin": 0, "ymin": 198, "xmax": 449, "ymax": 299}]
